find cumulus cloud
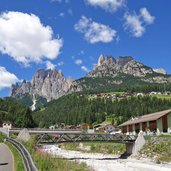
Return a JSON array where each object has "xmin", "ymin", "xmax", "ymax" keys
[
  {"xmin": 140, "ymin": 8, "xmax": 155, "ymax": 24},
  {"xmin": 46, "ymin": 61, "xmax": 56, "ymax": 70},
  {"xmin": 81, "ymin": 66, "xmax": 90, "ymax": 73},
  {"xmin": 0, "ymin": 11, "xmax": 63, "ymax": 66},
  {"xmin": 75, "ymin": 16, "xmax": 117, "ymax": 43},
  {"xmin": 124, "ymin": 13, "xmax": 145, "ymax": 37},
  {"xmin": 124, "ymin": 8, "xmax": 155, "ymax": 37},
  {"xmin": 75, "ymin": 59, "xmax": 83, "ymax": 65},
  {"xmin": 0, "ymin": 67, "xmax": 19, "ymax": 90},
  {"xmin": 86, "ymin": 0, "xmax": 126, "ymax": 13}
]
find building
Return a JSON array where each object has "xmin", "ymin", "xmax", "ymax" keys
[
  {"xmin": 119, "ymin": 109, "xmax": 171, "ymax": 135},
  {"xmin": 2, "ymin": 121, "xmax": 12, "ymax": 129},
  {"xmin": 94, "ymin": 124, "xmax": 114, "ymax": 133}
]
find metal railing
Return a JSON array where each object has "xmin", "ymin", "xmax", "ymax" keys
[
  {"xmin": 36, "ymin": 132, "xmax": 137, "ymax": 144},
  {"xmin": 6, "ymin": 138, "xmax": 38, "ymax": 171}
]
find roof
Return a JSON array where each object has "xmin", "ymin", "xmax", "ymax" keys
[
  {"xmin": 119, "ymin": 109, "xmax": 171, "ymax": 127},
  {"xmin": 3, "ymin": 121, "xmax": 12, "ymax": 124}
]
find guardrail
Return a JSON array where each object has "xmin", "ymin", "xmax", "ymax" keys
[{"xmin": 6, "ymin": 138, "xmax": 38, "ymax": 171}]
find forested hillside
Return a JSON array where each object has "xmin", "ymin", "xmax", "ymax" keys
[
  {"xmin": 0, "ymin": 98, "xmax": 34, "ymax": 127},
  {"xmin": 74, "ymin": 74, "xmax": 171, "ymax": 94},
  {"xmin": 32, "ymin": 93, "xmax": 171, "ymax": 127}
]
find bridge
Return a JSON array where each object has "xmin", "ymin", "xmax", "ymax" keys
[{"xmin": 0, "ymin": 128, "xmax": 145, "ymax": 155}]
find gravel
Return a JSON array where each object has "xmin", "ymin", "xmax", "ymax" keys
[{"xmin": 42, "ymin": 145, "xmax": 171, "ymax": 171}]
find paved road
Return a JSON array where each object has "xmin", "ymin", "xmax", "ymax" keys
[{"xmin": 0, "ymin": 143, "xmax": 14, "ymax": 171}]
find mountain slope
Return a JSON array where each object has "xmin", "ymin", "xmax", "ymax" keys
[
  {"xmin": 10, "ymin": 69, "xmax": 73, "ymax": 108},
  {"xmin": 10, "ymin": 54, "xmax": 171, "ymax": 108},
  {"xmin": 70, "ymin": 55, "xmax": 171, "ymax": 93},
  {"xmin": 32, "ymin": 93, "xmax": 171, "ymax": 127},
  {"xmin": 0, "ymin": 98, "xmax": 34, "ymax": 127}
]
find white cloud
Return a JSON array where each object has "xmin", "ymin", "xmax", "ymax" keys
[
  {"xmin": 75, "ymin": 59, "xmax": 83, "ymax": 65},
  {"xmin": 86, "ymin": 0, "xmax": 126, "ymax": 13},
  {"xmin": 0, "ymin": 67, "xmax": 19, "ymax": 90},
  {"xmin": 75, "ymin": 16, "xmax": 117, "ymax": 43},
  {"xmin": 124, "ymin": 13, "xmax": 145, "ymax": 37},
  {"xmin": 0, "ymin": 11, "xmax": 63, "ymax": 66},
  {"xmin": 59, "ymin": 12, "xmax": 65, "ymax": 17},
  {"xmin": 124, "ymin": 8, "xmax": 155, "ymax": 37},
  {"xmin": 140, "ymin": 8, "xmax": 155, "ymax": 24},
  {"xmin": 46, "ymin": 61, "xmax": 56, "ymax": 70},
  {"xmin": 57, "ymin": 61, "xmax": 64, "ymax": 66},
  {"xmin": 81, "ymin": 66, "xmax": 90, "ymax": 73}
]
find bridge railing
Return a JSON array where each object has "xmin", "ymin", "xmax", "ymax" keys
[{"xmin": 35, "ymin": 132, "xmax": 137, "ymax": 144}]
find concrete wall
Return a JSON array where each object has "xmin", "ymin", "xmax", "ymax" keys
[
  {"xmin": 0, "ymin": 127, "xmax": 9, "ymax": 137},
  {"xmin": 157, "ymin": 118, "xmax": 163, "ymax": 134},
  {"xmin": 167, "ymin": 113, "xmax": 171, "ymax": 133},
  {"xmin": 125, "ymin": 131, "xmax": 145, "ymax": 155}
]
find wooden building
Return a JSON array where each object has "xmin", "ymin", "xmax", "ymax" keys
[{"xmin": 119, "ymin": 109, "xmax": 171, "ymax": 134}]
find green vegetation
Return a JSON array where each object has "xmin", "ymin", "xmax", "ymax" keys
[
  {"xmin": 23, "ymin": 137, "xmax": 92, "ymax": 171},
  {"xmin": 139, "ymin": 136, "xmax": 171, "ymax": 163},
  {"xmin": 60, "ymin": 142, "xmax": 125, "ymax": 155},
  {"xmin": 0, "ymin": 97, "xmax": 34, "ymax": 127},
  {"xmin": 152, "ymin": 94, "xmax": 171, "ymax": 99},
  {"xmin": 33, "ymin": 93, "xmax": 171, "ymax": 127},
  {"xmin": 0, "ymin": 133, "xmax": 6, "ymax": 143},
  {"xmin": 76, "ymin": 74, "xmax": 171, "ymax": 93},
  {"xmin": 16, "ymin": 93, "xmax": 47, "ymax": 109},
  {"xmin": 6, "ymin": 142, "xmax": 25, "ymax": 171}
]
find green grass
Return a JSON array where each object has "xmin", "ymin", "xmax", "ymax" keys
[
  {"xmin": 61, "ymin": 142, "xmax": 125, "ymax": 155},
  {"xmin": 139, "ymin": 136, "xmax": 171, "ymax": 163},
  {"xmin": 5, "ymin": 142, "xmax": 25, "ymax": 171},
  {"xmin": 152, "ymin": 94, "xmax": 171, "ymax": 99},
  {"xmin": 110, "ymin": 92, "xmax": 126, "ymax": 95},
  {"xmin": 23, "ymin": 137, "xmax": 92, "ymax": 171},
  {"xmin": 0, "ymin": 133, "xmax": 6, "ymax": 143}
]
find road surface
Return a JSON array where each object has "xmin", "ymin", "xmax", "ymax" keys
[{"xmin": 0, "ymin": 143, "xmax": 14, "ymax": 171}]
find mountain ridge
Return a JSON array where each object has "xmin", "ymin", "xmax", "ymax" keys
[{"xmin": 10, "ymin": 54, "xmax": 171, "ymax": 108}]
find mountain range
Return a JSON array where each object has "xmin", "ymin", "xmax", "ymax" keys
[{"xmin": 10, "ymin": 55, "xmax": 171, "ymax": 109}]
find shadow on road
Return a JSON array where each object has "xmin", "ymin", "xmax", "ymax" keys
[{"xmin": 0, "ymin": 163, "xmax": 8, "ymax": 166}]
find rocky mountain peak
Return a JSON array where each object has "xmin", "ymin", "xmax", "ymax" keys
[
  {"xmin": 10, "ymin": 69, "xmax": 74, "ymax": 102},
  {"xmin": 88, "ymin": 55, "xmax": 153, "ymax": 78},
  {"xmin": 97, "ymin": 54, "xmax": 105, "ymax": 66}
]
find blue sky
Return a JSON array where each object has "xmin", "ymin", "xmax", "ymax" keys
[{"xmin": 0, "ymin": 0, "xmax": 171, "ymax": 97}]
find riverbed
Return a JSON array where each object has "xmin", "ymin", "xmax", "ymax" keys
[{"xmin": 42, "ymin": 145, "xmax": 171, "ymax": 171}]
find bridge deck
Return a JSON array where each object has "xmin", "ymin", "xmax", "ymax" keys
[
  {"xmin": 8, "ymin": 128, "xmax": 137, "ymax": 144},
  {"xmin": 35, "ymin": 132, "xmax": 136, "ymax": 144}
]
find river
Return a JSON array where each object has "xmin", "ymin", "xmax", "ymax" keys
[{"xmin": 42, "ymin": 145, "xmax": 171, "ymax": 171}]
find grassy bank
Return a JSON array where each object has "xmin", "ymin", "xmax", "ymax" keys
[
  {"xmin": 0, "ymin": 133, "xmax": 6, "ymax": 143},
  {"xmin": 139, "ymin": 135, "xmax": 171, "ymax": 163},
  {"xmin": 61, "ymin": 142, "xmax": 125, "ymax": 155},
  {"xmin": 24, "ymin": 137, "xmax": 92, "ymax": 171},
  {"xmin": 5, "ymin": 142, "xmax": 25, "ymax": 171}
]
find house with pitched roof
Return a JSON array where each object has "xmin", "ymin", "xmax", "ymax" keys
[{"xmin": 119, "ymin": 109, "xmax": 171, "ymax": 135}]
